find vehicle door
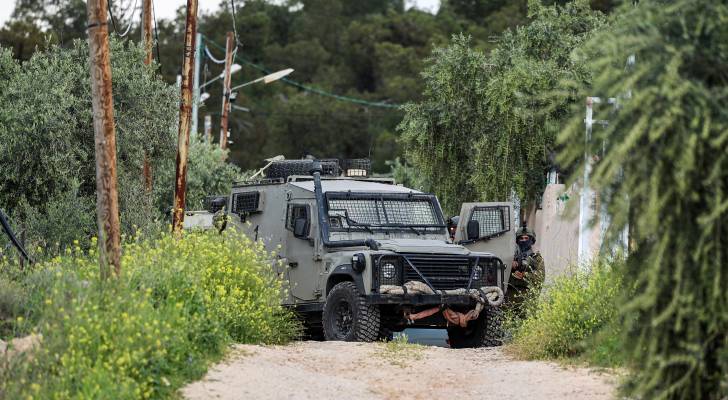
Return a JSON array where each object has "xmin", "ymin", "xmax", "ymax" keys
[
  {"xmin": 454, "ymin": 202, "xmax": 516, "ymax": 289},
  {"xmin": 283, "ymin": 200, "xmax": 320, "ymax": 302}
]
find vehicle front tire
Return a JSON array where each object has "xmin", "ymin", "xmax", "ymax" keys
[
  {"xmin": 323, "ymin": 282, "xmax": 380, "ymax": 342},
  {"xmin": 447, "ymin": 306, "xmax": 503, "ymax": 348}
]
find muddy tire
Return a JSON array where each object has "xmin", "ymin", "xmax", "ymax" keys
[
  {"xmin": 323, "ymin": 282, "xmax": 380, "ymax": 342},
  {"xmin": 447, "ymin": 306, "xmax": 503, "ymax": 348}
]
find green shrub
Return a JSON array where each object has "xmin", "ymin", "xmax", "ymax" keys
[
  {"xmin": 0, "ymin": 229, "xmax": 298, "ymax": 399},
  {"xmin": 0, "ymin": 278, "xmax": 28, "ymax": 337},
  {"xmin": 508, "ymin": 260, "xmax": 624, "ymax": 362}
]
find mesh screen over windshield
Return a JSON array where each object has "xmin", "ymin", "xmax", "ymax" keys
[
  {"xmin": 470, "ymin": 205, "xmax": 510, "ymax": 237},
  {"xmin": 328, "ymin": 197, "xmax": 440, "ymax": 226}
]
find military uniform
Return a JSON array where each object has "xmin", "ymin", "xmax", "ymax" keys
[{"xmin": 505, "ymin": 228, "xmax": 545, "ymax": 317}]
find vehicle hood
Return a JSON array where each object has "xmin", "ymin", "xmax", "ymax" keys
[{"xmin": 375, "ymin": 239, "xmax": 470, "ymax": 255}]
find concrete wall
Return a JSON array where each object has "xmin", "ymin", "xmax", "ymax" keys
[{"xmin": 532, "ymin": 184, "xmax": 579, "ymax": 282}]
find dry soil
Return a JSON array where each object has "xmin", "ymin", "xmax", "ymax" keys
[{"xmin": 182, "ymin": 341, "xmax": 617, "ymax": 400}]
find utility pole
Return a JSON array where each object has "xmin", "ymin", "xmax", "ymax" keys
[
  {"xmin": 172, "ymin": 0, "xmax": 199, "ymax": 232},
  {"xmin": 86, "ymin": 0, "xmax": 122, "ymax": 277},
  {"xmin": 191, "ymin": 32, "xmax": 203, "ymax": 137},
  {"xmin": 204, "ymin": 114, "xmax": 212, "ymax": 144},
  {"xmin": 141, "ymin": 0, "xmax": 154, "ymax": 192},
  {"xmin": 219, "ymin": 31, "xmax": 234, "ymax": 151},
  {"xmin": 141, "ymin": 0, "xmax": 153, "ymax": 65}
]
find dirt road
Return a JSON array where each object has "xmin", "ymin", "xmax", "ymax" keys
[{"xmin": 182, "ymin": 341, "xmax": 617, "ymax": 400}]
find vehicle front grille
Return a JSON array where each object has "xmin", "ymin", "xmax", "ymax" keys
[{"xmin": 401, "ymin": 254, "xmax": 478, "ymax": 291}]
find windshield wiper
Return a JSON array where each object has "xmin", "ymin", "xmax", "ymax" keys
[
  {"xmin": 344, "ymin": 216, "xmax": 373, "ymax": 234},
  {"xmin": 407, "ymin": 226, "xmax": 422, "ymax": 236}
]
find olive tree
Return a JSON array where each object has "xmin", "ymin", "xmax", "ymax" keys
[
  {"xmin": 558, "ymin": 0, "xmax": 728, "ymax": 398},
  {"xmin": 398, "ymin": 0, "xmax": 604, "ymax": 214},
  {"xmin": 0, "ymin": 40, "xmax": 239, "ymax": 254}
]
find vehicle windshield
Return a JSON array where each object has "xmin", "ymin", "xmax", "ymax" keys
[{"xmin": 325, "ymin": 192, "xmax": 445, "ymax": 234}]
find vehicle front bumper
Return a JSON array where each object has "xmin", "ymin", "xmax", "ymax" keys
[{"xmin": 366, "ymin": 293, "xmax": 473, "ymax": 306}]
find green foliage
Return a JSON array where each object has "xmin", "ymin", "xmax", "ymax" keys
[
  {"xmin": 383, "ymin": 157, "xmax": 430, "ymax": 192},
  {"xmin": 0, "ymin": 40, "xmax": 242, "ymax": 256},
  {"xmin": 508, "ymin": 261, "xmax": 624, "ymax": 363},
  {"xmin": 0, "ymin": 278, "xmax": 28, "ymax": 337},
  {"xmin": 0, "ymin": 229, "xmax": 298, "ymax": 399},
  {"xmin": 0, "ymin": 39, "xmax": 176, "ymax": 253},
  {"xmin": 164, "ymin": 0, "xmax": 533, "ymax": 171},
  {"xmin": 170, "ymin": 137, "xmax": 243, "ymax": 212},
  {"xmin": 557, "ymin": 1, "xmax": 728, "ymax": 398},
  {"xmin": 399, "ymin": 1, "xmax": 605, "ymax": 214},
  {"xmin": 1, "ymin": 0, "xmax": 615, "ymax": 174}
]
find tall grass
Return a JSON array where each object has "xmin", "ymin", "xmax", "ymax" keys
[
  {"xmin": 0, "ymin": 229, "xmax": 298, "ymax": 399},
  {"xmin": 507, "ymin": 259, "xmax": 626, "ymax": 366}
]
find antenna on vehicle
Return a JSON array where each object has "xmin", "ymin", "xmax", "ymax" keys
[{"xmin": 249, "ymin": 155, "xmax": 285, "ymax": 180}]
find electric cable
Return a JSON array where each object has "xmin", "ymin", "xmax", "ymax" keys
[
  {"xmin": 230, "ymin": 0, "xmax": 241, "ymax": 47},
  {"xmin": 116, "ymin": 0, "xmax": 139, "ymax": 38},
  {"xmin": 152, "ymin": 0, "xmax": 161, "ymax": 66},
  {"xmin": 108, "ymin": 0, "xmax": 119, "ymax": 33},
  {"xmin": 205, "ymin": 46, "xmax": 227, "ymax": 64},
  {"xmin": 203, "ymin": 34, "xmax": 402, "ymax": 109}
]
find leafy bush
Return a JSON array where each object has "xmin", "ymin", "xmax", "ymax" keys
[
  {"xmin": 508, "ymin": 260, "xmax": 624, "ymax": 363},
  {"xmin": 398, "ymin": 1, "xmax": 605, "ymax": 214},
  {"xmin": 0, "ymin": 229, "xmax": 298, "ymax": 399},
  {"xmin": 0, "ymin": 40, "xmax": 242, "ymax": 258},
  {"xmin": 556, "ymin": 1, "xmax": 728, "ymax": 397}
]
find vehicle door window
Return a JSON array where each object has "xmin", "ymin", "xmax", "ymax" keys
[
  {"xmin": 469, "ymin": 205, "xmax": 510, "ymax": 239},
  {"xmin": 286, "ymin": 204, "xmax": 309, "ymax": 234}
]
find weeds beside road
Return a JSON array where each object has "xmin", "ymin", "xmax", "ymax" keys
[
  {"xmin": 0, "ymin": 229, "xmax": 298, "ymax": 399},
  {"xmin": 508, "ymin": 260, "xmax": 627, "ymax": 368}
]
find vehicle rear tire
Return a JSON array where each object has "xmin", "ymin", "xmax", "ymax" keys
[
  {"xmin": 447, "ymin": 306, "xmax": 503, "ymax": 348},
  {"xmin": 323, "ymin": 282, "xmax": 380, "ymax": 342}
]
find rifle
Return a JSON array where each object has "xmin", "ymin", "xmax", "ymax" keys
[{"xmin": 512, "ymin": 249, "xmax": 535, "ymax": 274}]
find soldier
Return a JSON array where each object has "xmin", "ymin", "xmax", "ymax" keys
[{"xmin": 506, "ymin": 226, "xmax": 545, "ymax": 317}]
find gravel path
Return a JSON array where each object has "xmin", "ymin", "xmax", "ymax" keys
[{"xmin": 182, "ymin": 341, "xmax": 617, "ymax": 400}]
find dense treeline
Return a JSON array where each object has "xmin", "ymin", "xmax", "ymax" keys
[
  {"xmin": 0, "ymin": 40, "xmax": 240, "ymax": 256},
  {"xmin": 399, "ymin": 1, "xmax": 605, "ymax": 213},
  {"xmin": 0, "ymin": 0, "xmax": 615, "ymax": 172}
]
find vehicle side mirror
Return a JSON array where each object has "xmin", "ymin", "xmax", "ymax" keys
[
  {"xmin": 293, "ymin": 217, "xmax": 309, "ymax": 239},
  {"xmin": 466, "ymin": 220, "xmax": 480, "ymax": 240}
]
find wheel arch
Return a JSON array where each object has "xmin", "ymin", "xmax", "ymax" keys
[{"xmin": 326, "ymin": 264, "xmax": 365, "ymax": 296}]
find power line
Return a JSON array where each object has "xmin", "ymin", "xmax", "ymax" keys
[
  {"xmin": 107, "ymin": 0, "xmax": 137, "ymax": 38},
  {"xmin": 205, "ymin": 46, "xmax": 227, "ymax": 64},
  {"xmin": 229, "ymin": 0, "xmax": 241, "ymax": 48},
  {"xmin": 152, "ymin": 0, "xmax": 161, "ymax": 66},
  {"xmin": 117, "ymin": 0, "xmax": 138, "ymax": 38},
  {"xmin": 203, "ymin": 34, "xmax": 403, "ymax": 110},
  {"xmin": 108, "ymin": 0, "xmax": 119, "ymax": 33}
]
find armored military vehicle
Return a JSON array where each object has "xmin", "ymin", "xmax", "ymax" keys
[{"xmin": 200, "ymin": 158, "xmax": 515, "ymax": 348}]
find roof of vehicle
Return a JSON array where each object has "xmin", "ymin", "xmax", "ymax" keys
[{"xmin": 290, "ymin": 179, "xmax": 422, "ymax": 194}]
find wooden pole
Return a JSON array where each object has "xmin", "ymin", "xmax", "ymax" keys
[
  {"xmin": 172, "ymin": 0, "xmax": 199, "ymax": 232},
  {"xmin": 141, "ymin": 0, "xmax": 153, "ymax": 65},
  {"xmin": 219, "ymin": 31, "xmax": 234, "ymax": 151},
  {"xmin": 86, "ymin": 0, "xmax": 122, "ymax": 278},
  {"xmin": 141, "ymin": 0, "xmax": 154, "ymax": 192}
]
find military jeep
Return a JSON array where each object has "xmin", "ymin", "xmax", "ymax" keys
[{"xmin": 203, "ymin": 158, "xmax": 515, "ymax": 348}]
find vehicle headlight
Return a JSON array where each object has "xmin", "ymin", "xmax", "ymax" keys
[
  {"xmin": 381, "ymin": 262, "xmax": 396, "ymax": 280},
  {"xmin": 472, "ymin": 265, "xmax": 483, "ymax": 281}
]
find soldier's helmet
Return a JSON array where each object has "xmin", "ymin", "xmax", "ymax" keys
[{"xmin": 515, "ymin": 227, "xmax": 536, "ymax": 244}]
